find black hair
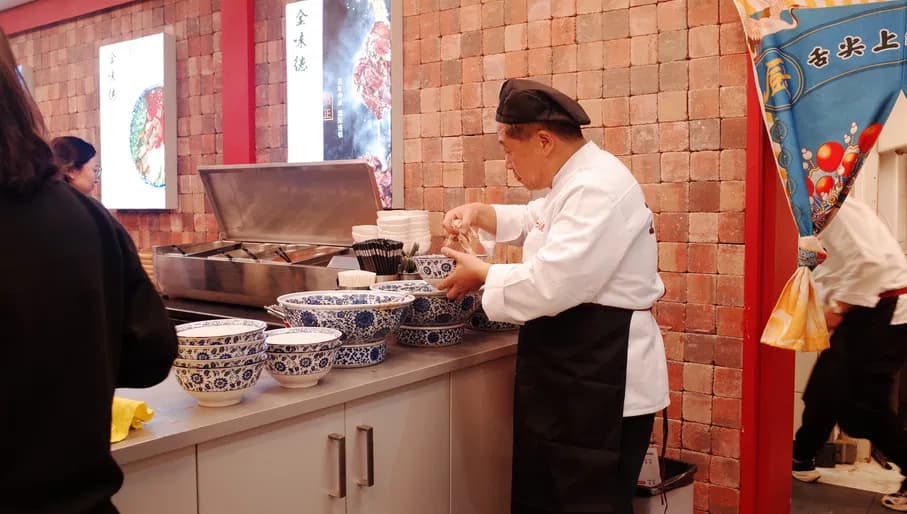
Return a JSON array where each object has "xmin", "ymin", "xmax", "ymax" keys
[
  {"xmin": 51, "ymin": 136, "xmax": 97, "ymax": 173},
  {"xmin": 0, "ymin": 28, "xmax": 56, "ymax": 196},
  {"xmin": 503, "ymin": 121, "xmax": 584, "ymax": 142}
]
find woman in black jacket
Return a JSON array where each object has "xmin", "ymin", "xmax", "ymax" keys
[{"xmin": 0, "ymin": 29, "xmax": 178, "ymax": 514}]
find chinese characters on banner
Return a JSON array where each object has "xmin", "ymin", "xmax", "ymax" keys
[
  {"xmin": 286, "ymin": 0, "xmax": 394, "ymax": 208},
  {"xmin": 286, "ymin": 0, "xmax": 325, "ymax": 167},
  {"xmin": 98, "ymin": 33, "xmax": 177, "ymax": 210},
  {"xmin": 107, "ymin": 51, "xmax": 117, "ymax": 101},
  {"xmin": 731, "ymin": 0, "xmax": 902, "ymax": 350}
]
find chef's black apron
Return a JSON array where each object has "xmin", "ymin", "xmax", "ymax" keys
[{"xmin": 512, "ymin": 303, "xmax": 643, "ymax": 514}]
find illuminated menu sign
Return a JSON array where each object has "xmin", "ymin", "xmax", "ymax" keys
[
  {"xmin": 286, "ymin": 0, "xmax": 396, "ymax": 208},
  {"xmin": 99, "ymin": 33, "xmax": 177, "ymax": 210}
]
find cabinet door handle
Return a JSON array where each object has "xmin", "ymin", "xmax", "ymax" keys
[
  {"xmin": 357, "ymin": 425, "xmax": 375, "ymax": 487},
  {"xmin": 329, "ymin": 433, "xmax": 346, "ymax": 498}
]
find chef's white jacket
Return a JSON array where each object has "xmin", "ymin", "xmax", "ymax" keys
[
  {"xmin": 814, "ymin": 198, "xmax": 907, "ymax": 325},
  {"xmin": 482, "ymin": 141, "xmax": 670, "ymax": 417}
]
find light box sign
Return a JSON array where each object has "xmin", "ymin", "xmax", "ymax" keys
[
  {"xmin": 99, "ymin": 32, "xmax": 177, "ymax": 210},
  {"xmin": 286, "ymin": 0, "xmax": 398, "ymax": 208}
]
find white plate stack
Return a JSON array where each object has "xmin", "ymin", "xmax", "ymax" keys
[
  {"xmin": 376, "ymin": 210, "xmax": 431, "ymax": 255},
  {"xmin": 351, "ymin": 225, "xmax": 379, "ymax": 243}
]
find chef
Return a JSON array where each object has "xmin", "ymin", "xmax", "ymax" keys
[{"xmin": 438, "ymin": 79, "xmax": 669, "ymax": 514}]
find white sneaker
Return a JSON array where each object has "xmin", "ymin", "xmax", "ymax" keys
[
  {"xmin": 882, "ymin": 490, "xmax": 907, "ymax": 512},
  {"xmin": 792, "ymin": 458, "xmax": 821, "ymax": 483},
  {"xmin": 792, "ymin": 469, "xmax": 821, "ymax": 483}
]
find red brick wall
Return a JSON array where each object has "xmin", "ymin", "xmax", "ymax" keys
[
  {"xmin": 252, "ymin": 0, "xmax": 289, "ymax": 164},
  {"xmin": 8, "ymin": 0, "xmax": 223, "ymax": 249},
  {"xmin": 13, "ymin": 1, "xmax": 747, "ymax": 511}
]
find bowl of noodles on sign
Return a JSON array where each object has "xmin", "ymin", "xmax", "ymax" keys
[{"xmin": 129, "ymin": 86, "xmax": 166, "ymax": 188}]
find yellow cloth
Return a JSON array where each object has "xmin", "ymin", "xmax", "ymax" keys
[
  {"xmin": 111, "ymin": 397, "xmax": 154, "ymax": 443},
  {"xmin": 761, "ymin": 266, "xmax": 830, "ymax": 352}
]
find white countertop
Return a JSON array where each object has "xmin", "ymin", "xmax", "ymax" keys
[{"xmin": 112, "ymin": 331, "xmax": 517, "ymax": 465}]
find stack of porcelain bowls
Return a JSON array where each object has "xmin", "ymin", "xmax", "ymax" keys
[
  {"xmin": 376, "ymin": 210, "xmax": 431, "ymax": 256},
  {"xmin": 173, "ymin": 319, "xmax": 268, "ymax": 407},
  {"xmin": 275, "ymin": 290, "xmax": 414, "ymax": 367},
  {"xmin": 370, "ymin": 280, "xmax": 481, "ymax": 347},
  {"xmin": 467, "ymin": 304, "xmax": 519, "ymax": 332},
  {"xmin": 263, "ymin": 327, "xmax": 344, "ymax": 388},
  {"xmin": 351, "ymin": 225, "xmax": 379, "ymax": 243}
]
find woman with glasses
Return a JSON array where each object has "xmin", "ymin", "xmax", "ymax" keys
[{"xmin": 51, "ymin": 135, "xmax": 100, "ymax": 194}]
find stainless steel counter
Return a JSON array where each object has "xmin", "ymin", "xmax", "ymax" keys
[
  {"xmin": 163, "ymin": 297, "xmax": 284, "ymax": 328},
  {"xmin": 112, "ymin": 330, "xmax": 517, "ymax": 465}
]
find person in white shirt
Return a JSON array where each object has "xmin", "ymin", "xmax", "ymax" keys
[
  {"xmin": 792, "ymin": 198, "xmax": 907, "ymax": 512},
  {"xmin": 438, "ymin": 79, "xmax": 669, "ymax": 514}
]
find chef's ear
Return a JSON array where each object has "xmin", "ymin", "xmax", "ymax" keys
[{"xmin": 535, "ymin": 129, "xmax": 555, "ymax": 155}]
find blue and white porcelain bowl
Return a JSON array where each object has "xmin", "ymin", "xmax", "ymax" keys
[
  {"xmin": 467, "ymin": 305, "xmax": 519, "ymax": 332},
  {"xmin": 412, "ymin": 254, "xmax": 488, "ymax": 287},
  {"xmin": 412, "ymin": 254, "xmax": 456, "ymax": 287},
  {"xmin": 370, "ymin": 280, "xmax": 481, "ymax": 327},
  {"xmin": 176, "ymin": 338, "xmax": 267, "ymax": 360},
  {"xmin": 396, "ymin": 324, "xmax": 466, "ymax": 347},
  {"xmin": 173, "ymin": 351, "xmax": 268, "ymax": 369},
  {"xmin": 175, "ymin": 318, "xmax": 267, "ymax": 346},
  {"xmin": 276, "ymin": 291, "xmax": 414, "ymax": 346},
  {"xmin": 334, "ymin": 340, "xmax": 387, "ymax": 368},
  {"xmin": 266, "ymin": 348, "xmax": 339, "ymax": 388},
  {"xmin": 172, "ymin": 360, "xmax": 266, "ymax": 407},
  {"xmin": 264, "ymin": 327, "xmax": 344, "ymax": 354}
]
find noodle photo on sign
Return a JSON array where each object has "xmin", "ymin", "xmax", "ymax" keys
[
  {"xmin": 286, "ymin": 0, "xmax": 394, "ymax": 208},
  {"xmin": 129, "ymin": 86, "xmax": 166, "ymax": 188}
]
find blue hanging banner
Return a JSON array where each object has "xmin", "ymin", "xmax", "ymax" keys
[{"xmin": 732, "ymin": 0, "xmax": 903, "ymax": 351}]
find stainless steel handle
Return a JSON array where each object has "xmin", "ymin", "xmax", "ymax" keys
[
  {"xmin": 264, "ymin": 304, "xmax": 286, "ymax": 321},
  {"xmin": 357, "ymin": 425, "xmax": 375, "ymax": 487},
  {"xmin": 329, "ymin": 433, "xmax": 346, "ymax": 498}
]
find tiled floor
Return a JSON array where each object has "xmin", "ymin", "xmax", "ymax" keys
[
  {"xmin": 816, "ymin": 461, "xmax": 904, "ymax": 494},
  {"xmin": 792, "ymin": 480, "xmax": 894, "ymax": 514}
]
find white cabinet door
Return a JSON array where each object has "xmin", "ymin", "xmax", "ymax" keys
[
  {"xmin": 345, "ymin": 375, "xmax": 451, "ymax": 514},
  {"xmin": 196, "ymin": 405, "xmax": 346, "ymax": 514},
  {"xmin": 114, "ymin": 446, "xmax": 198, "ymax": 514},
  {"xmin": 450, "ymin": 356, "xmax": 516, "ymax": 514}
]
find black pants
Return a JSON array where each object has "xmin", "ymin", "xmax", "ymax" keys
[
  {"xmin": 512, "ymin": 413, "xmax": 655, "ymax": 514},
  {"xmin": 793, "ymin": 298, "xmax": 907, "ymax": 488},
  {"xmin": 616, "ymin": 414, "xmax": 657, "ymax": 513}
]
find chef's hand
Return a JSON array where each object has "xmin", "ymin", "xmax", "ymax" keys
[
  {"xmin": 437, "ymin": 247, "xmax": 490, "ymax": 300},
  {"xmin": 443, "ymin": 204, "xmax": 479, "ymax": 235},
  {"xmin": 443, "ymin": 203, "xmax": 496, "ymax": 236},
  {"xmin": 824, "ymin": 302, "xmax": 851, "ymax": 333},
  {"xmin": 824, "ymin": 309, "xmax": 843, "ymax": 333}
]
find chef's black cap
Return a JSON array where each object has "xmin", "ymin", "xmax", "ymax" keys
[{"xmin": 495, "ymin": 79, "xmax": 591, "ymax": 127}]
